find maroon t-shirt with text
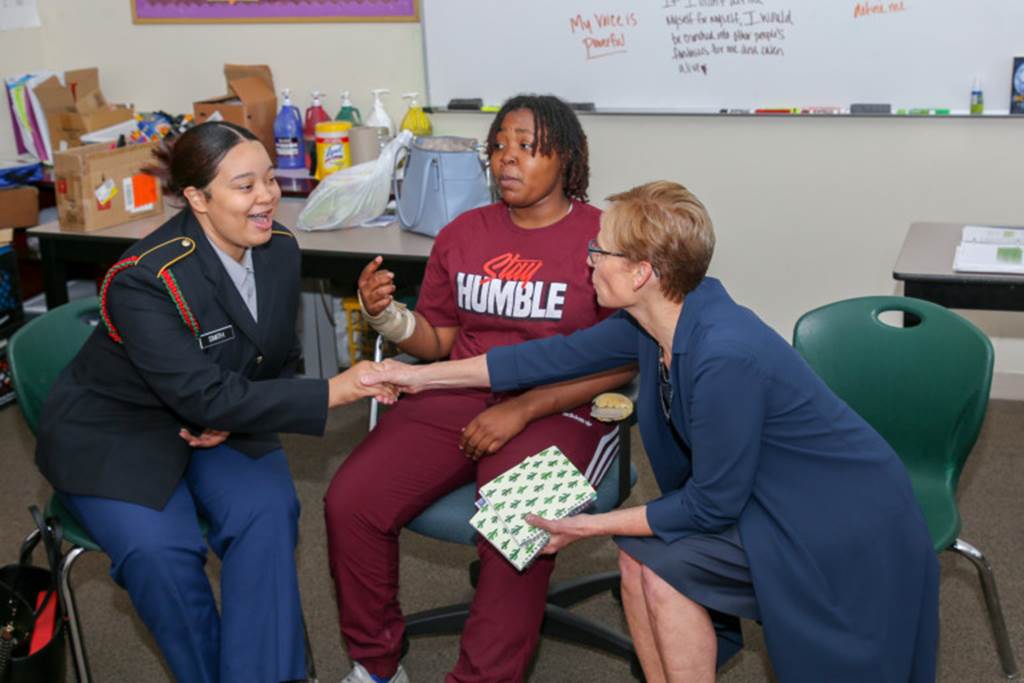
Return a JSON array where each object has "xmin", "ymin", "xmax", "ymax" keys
[{"xmin": 415, "ymin": 201, "xmax": 611, "ymax": 362}]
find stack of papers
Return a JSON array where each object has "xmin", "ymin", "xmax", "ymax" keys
[
  {"xmin": 470, "ymin": 445, "xmax": 597, "ymax": 571},
  {"xmin": 953, "ymin": 225, "xmax": 1024, "ymax": 275}
]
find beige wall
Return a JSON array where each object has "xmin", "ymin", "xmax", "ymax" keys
[{"xmin": 4, "ymin": 0, "xmax": 1024, "ymax": 394}]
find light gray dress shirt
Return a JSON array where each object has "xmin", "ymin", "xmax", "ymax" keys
[{"xmin": 205, "ymin": 234, "xmax": 258, "ymax": 322}]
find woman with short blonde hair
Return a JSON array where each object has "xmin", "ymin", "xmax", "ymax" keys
[
  {"xmin": 601, "ymin": 180, "xmax": 715, "ymax": 301},
  {"xmin": 367, "ymin": 180, "xmax": 940, "ymax": 682}
]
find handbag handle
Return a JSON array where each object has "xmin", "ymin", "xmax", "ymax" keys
[
  {"xmin": 18, "ymin": 506, "xmax": 64, "ymax": 621},
  {"xmin": 395, "ymin": 154, "xmax": 437, "ymax": 230}
]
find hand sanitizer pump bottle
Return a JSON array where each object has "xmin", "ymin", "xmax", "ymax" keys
[
  {"xmin": 274, "ymin": 88, "xmax": 304, "ymax": 170},
  {"xmin": 303, "ymin": 90, "xmax": 330, "ymax": 172},
  {"xmin": 335, "ymin": 91, "xmax": 362, "ymax": 125},
  {"xmin": 400, "ymin": 92, "xmax": 433, "ymax": 137},
  {"xmin": 365, "ymin": 88, "xmax": 394, "ymax": 139}
]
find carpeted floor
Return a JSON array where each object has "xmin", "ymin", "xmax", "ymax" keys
[{"xmin": 1, "ymin": 398, "xmax": 1020, "ymax": 682}]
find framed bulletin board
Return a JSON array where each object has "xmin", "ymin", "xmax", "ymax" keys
[{"xmin": 132, "ymin": 0, "xmax": 419, "ymax": 24}]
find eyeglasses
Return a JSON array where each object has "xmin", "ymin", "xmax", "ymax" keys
[
  {"xmin": 587, "ymin": 239, "xmax": 627, "ymax": 267},
  {"xmin": 657, "ymin": 349, "xmax": 673, "ymax": 422},
  {"xmin": 586, "ymin": 239, "xmax": 660, "ymax": 277}
]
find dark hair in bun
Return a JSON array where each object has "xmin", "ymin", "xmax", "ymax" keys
[{"xmin": 144, "ymin": 121, "xmax": 259, "ymax": 201}]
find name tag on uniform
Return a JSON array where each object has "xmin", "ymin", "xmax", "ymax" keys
[{"xmin": 199, "ymin": 324, "xmax": 235, "ymax": 350}]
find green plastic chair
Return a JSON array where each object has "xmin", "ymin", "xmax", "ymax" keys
[
  {"xmin": 10, "ymin": 297, "xmax": 105, "ymax": 682},
  {"xmin": 793, "ymin": 295, "xmax": 1017, "ymax": 679},
  {"xmin": 9, "ymin": 298, "xmax": 316, "ymax": 682}
]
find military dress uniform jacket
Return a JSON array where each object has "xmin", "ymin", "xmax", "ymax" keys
[{"xmin": 36, "ymin": 209, "xmax": 329, "ymax": 510}]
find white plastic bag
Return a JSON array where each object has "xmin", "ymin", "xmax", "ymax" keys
[{"xmin": 297, "ymin": 130, "xmax": 412, "ymax": 231}]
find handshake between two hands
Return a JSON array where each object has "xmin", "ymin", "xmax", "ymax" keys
[{"xmin": 343, "ymin": 358, "xmax": 427, "ymax": 406}]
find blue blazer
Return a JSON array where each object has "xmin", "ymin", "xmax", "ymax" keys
[{"xmin": 488, "ymin": 277, "xmax": 939, "ymax": 681}]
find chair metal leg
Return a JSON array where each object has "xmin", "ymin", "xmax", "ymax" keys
[
  {"xmin": 541, "ymin": 603, "xmax": 635, "ymax": 661},
  {"xmin": 952, "ymin": 538, "xmax": 1019, "ymax": 679},
  {"xmin": 547, "ymin": 570, "xmax": 621, "ymax": 608},
  {"xmin": 60, "ymin": 546, "xmax": 92, "ymax": 683}
]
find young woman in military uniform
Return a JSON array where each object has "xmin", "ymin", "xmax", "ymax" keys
[{"xmin": 35, "ymin": 121, "xmax": 396, "ymax": 683}]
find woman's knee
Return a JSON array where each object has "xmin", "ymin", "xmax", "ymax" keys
[
  {"xmin": 618, "ymin": 549, "xmax": 644, "ymax": 592},
  {"xmin": 212, "ymin": 475, "xmax": 300, "ymax": 546},
  {"xmin": 113, "ymin": 536, "xmax": 207, "ymax": 587},
  {"xmin": 323, "ymin": 447, "xmax": 407, "ymax": 535},
  {"xmin": 640, "ymin": 563, "xmax": 685, "ymax": 605}
]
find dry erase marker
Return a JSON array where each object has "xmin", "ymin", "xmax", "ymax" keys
[
  {"xmin": 803, "ymin": 106, "xmax": 842, "ymax": 115},
  {"xmin": 754, "ymin": 108, "xmax": 800, "ymax": 114}
]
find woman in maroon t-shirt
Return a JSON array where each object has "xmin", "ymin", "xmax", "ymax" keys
[{"xmin": 325, "ymin": 95, "xmax": 636, "ymax": 683}]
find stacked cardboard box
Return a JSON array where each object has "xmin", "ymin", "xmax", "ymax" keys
[
  {"xmin": 33, "ymin": 68, "xmax": 134, "ymax": 153},
  {"xmin": 194, "ymin": 64, "xmax": 277, "ymax": 162}
]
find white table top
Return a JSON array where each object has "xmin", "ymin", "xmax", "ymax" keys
[{"xmin": 894, "ymin": 221, "xmax": 1024, "ymax": 284}]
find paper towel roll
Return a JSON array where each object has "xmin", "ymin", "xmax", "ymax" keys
[{"xmin": 350, "ymin": 126, "xmax": 388, "ymax": 165}]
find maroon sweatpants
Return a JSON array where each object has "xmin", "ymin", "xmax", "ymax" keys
[{"xmin": 324, "ymin": 389, "xmax": 619, "ymax": 683}]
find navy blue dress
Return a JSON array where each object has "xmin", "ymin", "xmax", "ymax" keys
[{"xmin": 488, "ymin": 277, "xmax": 939, "ymax": 682}]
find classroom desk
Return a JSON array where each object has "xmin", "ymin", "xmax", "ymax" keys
[
  {"xmin": 893, "ymin": 222, "xmax": 1024, "ymax": 312},
  {"xmin": 29, "ymin": 197, "xmax": 435, "ymax": 309}
]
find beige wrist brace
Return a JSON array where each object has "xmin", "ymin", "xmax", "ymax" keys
[{"xmin": 358, "ymin": 292, "xmax": 417, "ymax": 344}]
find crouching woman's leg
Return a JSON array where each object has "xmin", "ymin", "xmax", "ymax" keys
[{"xmin": 616, "ymin": 526, "xmax": 758, "ymax": 683}]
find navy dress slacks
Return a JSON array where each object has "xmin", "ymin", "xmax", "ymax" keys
[{"xmin": 61, "ymin": 444, "xmax": 306, "ymax": 683}]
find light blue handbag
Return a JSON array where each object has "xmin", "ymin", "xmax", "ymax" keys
[{"xmin": 393, "ymin": 136, "xmax": 492, "ymax": 238}]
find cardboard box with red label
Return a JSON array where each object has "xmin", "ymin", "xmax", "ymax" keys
[{"xmin": 54, "ymin": 142, "xmax": 162, "ymax": 231}]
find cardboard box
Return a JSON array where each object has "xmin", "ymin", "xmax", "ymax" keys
[
  {"xmin": 33, "ymin": 68, "xmax": 134, "ymax": 154},
  {"xmin": 194, "ymin": 64, "xmax": 277, "ymax": 162},
  {"xmin": 0, "ymin": 186, "xmax": 40, "ymax": 229},
  {"xmin": 54, "ymin": 142, "xmax": 162, "ymax": 232}
]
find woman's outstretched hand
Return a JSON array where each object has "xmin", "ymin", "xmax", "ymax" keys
[
  {"xmin": 329, "ymin": 360, "xmax": 399, "ymax": 407},
  {"xmin": 359, "ymin": 358, "xmax": 427, "ymax": 394}
]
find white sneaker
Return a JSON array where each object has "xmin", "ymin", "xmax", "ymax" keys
[{"xmin": 341, "ymin": 662, "xmax": 410, "ymax": 683}]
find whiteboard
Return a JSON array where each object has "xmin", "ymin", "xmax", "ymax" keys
[{"xmin": 422, "ymin": 0, "xmax": 1024, "ymax": 113}]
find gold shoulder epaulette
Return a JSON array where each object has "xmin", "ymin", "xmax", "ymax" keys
[
  {"xmin": 136, "ymin": 237, "xmax": 197, "ymax": 276},
  {"xmin": 272, "ymin": 229, "xmax": 294, "ymax": 239}
]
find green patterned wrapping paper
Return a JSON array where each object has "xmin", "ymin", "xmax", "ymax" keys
[{"xmin": 472, "ymin": 445, "xmax": 598, "ymax": 569}]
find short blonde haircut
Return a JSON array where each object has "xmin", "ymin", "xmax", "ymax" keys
[{"xmin": 602, "ymin": 181, "xmax": 715, "ymax": 302}]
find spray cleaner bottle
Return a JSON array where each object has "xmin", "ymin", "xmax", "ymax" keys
[
  {"xmin": 274, "ymin": 89, "xmax": 304, "ymax": 170},
  {"xmin": 303, "ymin": 91, "xmax": 330, "ymax": 173},
  {"xmin": 335, "ymin": 91, "xmax": 362, "ymax": 125},
  {"xmin": 400, "ymin": 92, "xmax": 432, "ymax": 137},
  {"xmin": 365, "ymin": 88, "xmax": 394, "ymax": 138}
]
